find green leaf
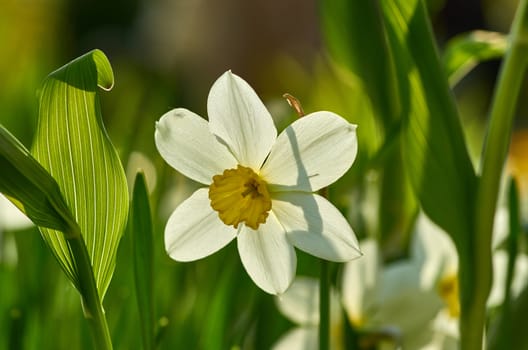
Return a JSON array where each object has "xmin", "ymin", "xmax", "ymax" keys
[
  {"xmin": 319, "ymin": 1, "xmax": 418, "ymax": 251},
  {"xmin": 130, "ymin": 172, "xmax": 154, "ymax": 350},
  {"xmin": 443, "ymin": 30, "xmax": 507, "ymax": 86},
  {"xmin": 489, "ymin": 183, "xmax": 528, "ymax": 348},
  {"xmin": 31, "ymin": 49, "xmax": 129, "ymax": 299},
  {"xmin": 319, "ymin": 0, "xmax": 400, "ymax": 126},
  {"xmin": 320, "ymin": 0, "xmax": 477, "ymax": 265},
  {"xmin": 379, "ymin": 1, "xmax": 485, "ymax": 347},
  {"xmin": 0, "ymin": 125, "xmax": 78, "ymax": 235},
  {"xmin": 380, "ymin": 0, "xmax": 476, "ymax": 245}
]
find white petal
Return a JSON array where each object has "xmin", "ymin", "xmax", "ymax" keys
[
  {"xmin": 376, "ymin": 262, "xmax": 443, "ymax": 333},
  {"xmin": 272, "ymin": 327, "xmax": 318, "ymax": 350},
  {"xmin": 164, "ymin": 188, "xmax": 236, "ymax": 261},
  {"xmin": 272, "ymin": 192, "xmax": 361, "ymax": 262},
  {"xmin": 155, "ymin": 108, "xmax": 237, "ymax": 185},
  {"xmin": 488, "ymin": 251, "xmax": 528, "ymax": 307},
  {"xmin": 207, "ymin": 71, "xmax": 277, "ymax": 170},
  {"xmin": 275, "ymin": 276, "xmax": 320, "ymax": 325},
  {"xmin": 511, "ymin": 254, "xmax": 528, "ymax": 296},
  {"xmin": 276, "ymin": 276, "xmax": 343, "ymax": 331},
  {"xmin": 491, "ymin": 206, "xmax": 508, "ymax": 249},
  {"xmin": 431, "ymin": 310, "xmax": 460, "ymax": 339},
  {"xmin": 0, "ymin": 194, "xmax": 33, "ymax": 231},
  {"xmin": 237, "ymin": 212, "xmax": 296, "ymax": 294},
  {"xmin": 342, "ymin": 239, "xmax": 379, "ymax": 325},
  {"xmin": 488, "ymin": 251, "xmax": 508, "ymax": 308},
  {"xmin": 261, "ymin": 111, "xmax": 357, "ymax": 192},
  {"xmin": 418, "ymin": 311, "xmax": 459, "ymax": 350},
  {"xmin": 412, "ymin": 213, "xmax": 458, "ymax": 289}
]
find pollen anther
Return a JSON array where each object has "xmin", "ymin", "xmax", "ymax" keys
[
  {"xmin": 438, "ymin": 274, "xmax": 460, "ymax": 318},
  {"xmin": 208, "ymin": 165, "xmax": 271, "ymax": 230}
]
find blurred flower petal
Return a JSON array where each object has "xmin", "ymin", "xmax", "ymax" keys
[
  {"xmin": 0, "ymin": 194, "xmax": 33, "ymax": 231},
  {"xmin": 488, "ymin": 250, "xmax": 528, "ymax": 307},
  {"xmin": 272, "ymin": 327, "xmax": 318, "ymax": 350},
  {"xmin": 275, "ymin": 276, "xmax": 320, "ymax": 325},
  {"xmin": 342, "ymin": 239, "xmax": 379, "ymax": 326}
]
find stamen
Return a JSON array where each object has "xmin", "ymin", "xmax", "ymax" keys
[
  {"xmin": 437, "ymin": 274, "xmax": 460, "ymax": 318},
  {"xmin": 209, "ymin": 165, "xmax": 272, "ymax": 230}
]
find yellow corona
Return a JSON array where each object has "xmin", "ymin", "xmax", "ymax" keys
[
  {"xmin": 208, "ymin": 165, "xmax": 272, "ymax": 230},
  {"xmin": 438, "ymin": 274, "xmax": 460, "ymax": 318}
]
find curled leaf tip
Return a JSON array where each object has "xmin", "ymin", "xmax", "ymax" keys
[{"xmin": 90, "ymin": 49, "xmax": 114, "ymax": 91}]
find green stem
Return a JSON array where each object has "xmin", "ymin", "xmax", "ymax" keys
[
  {"xmin": 67, "ymin": 230, "xmax": 113, "ymax": 350},
  {"xmin": 319, "ymin": 259, "xmax": 329, "ymax": 350},
  {"xmin": 469, "ymin": 0, "xmax": 528, "ymax": 349}
]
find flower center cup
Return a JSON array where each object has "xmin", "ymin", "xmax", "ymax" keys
[
  {"xmin": 208, "ymin": 165, "xmax": 272, "ymax": 230},
  {"xmin": 437, "ymin": 274, "xmax": 460, "ymax": 318}
]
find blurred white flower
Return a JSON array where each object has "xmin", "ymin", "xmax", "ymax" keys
[
  {"xmin": 273, "ymin": 207, "xmax": 528, "ymax": 350},
  {"xmin": 342, "ymin": 238, "xmax": 443, "ymax": 349},
  {"xmin": 273, "ymin": 239, "xmax": 443, "ymax": 350},
  {"xmin": 0, "ymin": 194, "xmax": 33, "ymax": 232},
  {"xmin": 412, "ymin": 212, "xmax": 528, "ymax": 349},
  {"xmin": 273, "ymin": 276, "xmax": 343, "ymax": 350},
  {"xmin": 0, "ymin": 194, "xmax": 34, "ymax": 265},
  {"xmin": 155, "ymin": 70, "xmax": 360, "ymax": 294},
  {"xmin": 126, "ymin": 151, "xmax": 158, "ymax": 194}
]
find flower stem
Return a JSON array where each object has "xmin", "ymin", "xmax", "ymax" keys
[
  {"xmin": 67, "ymin": 229, "xmax": 113, "ymax": 350},
  {"xmin": 469, "ymin": 0, "xmax": 528, "ymax": 349},
  {"xmin": 319, "ymin": 259, "xmax": 329, "ymax": 350}
]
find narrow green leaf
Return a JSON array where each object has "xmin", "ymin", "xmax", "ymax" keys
[
  {"xmin": 320, "ymin": 0, "xmax": 477, "ymax": 272},
  {"xmin": 490, "ymin": 285, "xmax": 528, "ymax": 350},
  {"xmin": 131, "ymin": 171, "xmax": 154, "ymax": 350},
  {"xmin": 443, "ymin": 30, "xmax": 507, "ymax": 86},
  {"xmin": 472, "ymin": 1, "xmax": 528, "ymax": 348},
  {"xmin": 380, "ymin": 0, "xmax": 476, "ymax": 244},
  {"xmin": 378, "ymin": 143, "xmax": 418, "ymax": 257},
  {"xmin": 487, "ymin": 178, "xmax": 528, "ymax": 350},
  {"xmin": 31, "ymin": 49, "xmax": 129, "ymax": 299},
  {"xmin": 505, "ymin": 178, "xmax": 521, "ymax": 309},
  {"xmin": 0, "ymin": 125, "xmax": 78, "ymax": 235}
]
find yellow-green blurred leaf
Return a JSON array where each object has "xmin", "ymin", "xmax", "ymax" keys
[
  {"xmin": 444, "ymin": 30, "xmax": 507, "ymax": 86},
  {"xmin": 320, "ymin": 0, "xmax": 400, "ymax": 126},
  {"xmin": 319, "ymin": 0, "xmax": 420, "ymax": 252},
  {"xmin": 31, "ymin": 49, "xmax": 128, "ymax": 299}
]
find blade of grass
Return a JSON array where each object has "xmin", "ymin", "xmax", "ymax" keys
[
  {"xmin": 131, "ymin": 171, "xmax": 155, "ymax": 350},
  {"xmin": 473, "ymin": 0, "xmax": 528, "ymax": 347}
]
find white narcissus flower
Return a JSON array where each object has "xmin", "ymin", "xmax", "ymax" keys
[
  {"xmin": 155, "ymin": 71, "xmax": 361, "ymax": 294},
  {"xmin": 274, "ymin": 211, "xmax": 528, "ymax": 349},
  {"xmin": 412, "ymin": 211, "xmax": 528, "ymax": 349},
  {"xmin": 273, "ymin": 276, "xmax": 343, "ymax": 350},
  {"xmin": 342, "ymin": 238, "xmax": 443, "ymax": 350},
  {"xmin": 273, "ymin": 239, "xmax": 442, "ymax": 350}
]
